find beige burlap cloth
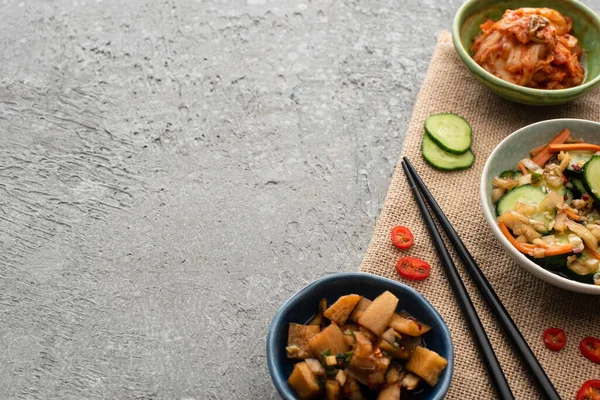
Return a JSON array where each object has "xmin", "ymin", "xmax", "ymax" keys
[{"xmin": 359, "ymin": 31, "xmax": 600, "ymax": 399}]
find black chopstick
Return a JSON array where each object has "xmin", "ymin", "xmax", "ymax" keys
[
  {"xmin": 400, "ymin": 161, "xmax": 515, "ymax": 400},
  {"xmin": 403, "ymin": 157, "xmax": 561, "ymax": 400}
]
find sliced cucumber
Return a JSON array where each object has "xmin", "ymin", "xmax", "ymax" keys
[
  {"xmin": 421, "ymin": 134, "xmax": 475, "ymax": 171},
  {"xmin": 531, "ymin": 177, "xmax": 566, "ymax": 197},
  {"xmin": 424, "ymin": 113, "xmax": 472, "ymax": 155},
  {"xmin": 496, "ymin": 185, "xmax": 547, "ymax": 216},
  {"xmin": 571, "ymin": 177, "xmax": 589, "ymax": 197},
  {"xmin": 583, "ymin": 155, "xmax": 600, "ymax": 203},
  {"xmin": 529, "ymin": 234, "xmax": 572, "ymax": 271},
  {"xmin": 560, "ymin": 250, "xmax": 599, "ymax": 284},
  {"xmin": 566, "ymin": 151, "xmax": 594, "ymax": 174},
  {"xmin": 496, "ymin": 184, "xmax": 552, "ymax": 233},
  {"xmin": 531, "ymin": 254, "xmax": 569, "ymax": 271}
]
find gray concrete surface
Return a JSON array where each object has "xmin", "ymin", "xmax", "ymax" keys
[{"xmin": 2, "ymin": 1, "xmax": 599, "ymax": 399}]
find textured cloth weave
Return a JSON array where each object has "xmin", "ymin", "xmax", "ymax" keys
[{"xmin": 359, "ymin": 31, "xmax": 600, "ymax": 399}]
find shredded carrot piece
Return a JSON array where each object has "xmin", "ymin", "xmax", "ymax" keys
[
  {"xmin": 532, "ymin": 129, "xmax": 571, "ymax": 167},
  {"xmin": 530, "ymin": 144, "xmax": 547, "ymax": 157},
  {"xmin": 499, "ymin": 222, "xmax": 535, "ymax": 253},
  {"xmin": 547, "ymin": 143, "xmax": 600, "ymax": 153},
  {"xmin": 498, "ymin": 222, "xmax": 573, "ymax": 256},
  {"xmin": 518, "ymin": 162, "xmax": 528, "ymax": 175},
  {"xmin": 585, "ymin": 244, "xmax": 600, "ymax": 260},
  {"xmin": 545, "ymin": 245, "xmax": 574, "ymax": 257},
  {"xmin": 565, "ymin": 210, "xmax": 581, "ymax": 221}
]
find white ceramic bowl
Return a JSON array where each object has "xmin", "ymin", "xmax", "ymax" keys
[{"xmin": 481, "ymin": 118, "xmax": 600, "ymax": 295}]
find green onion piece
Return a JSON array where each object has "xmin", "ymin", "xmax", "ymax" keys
[
  {"xmin": 320, "ymin": 349, "xmax": 331, "ymax": 364},
  {"xmin": 343, "ymin": 351, "xmax": 354, "ymax": 363},
  {"xmin": 500, "ymin": 170, "xmax": 516, "ymax": 179},
  {"xmin": 343, "ymin": 329, "xmax": 353, "ymax": 335}
]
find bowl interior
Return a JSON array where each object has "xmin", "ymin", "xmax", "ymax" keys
[
  {"xmin": 267, "ymin": 272, "xmax": 454, "ymax": 400},
  {"xmin": 481, "ymin": 119, "xmax": 600, "ymax": 294},
  {"xmin": 455, "ymin": 0, "xmax": 600, "ymax": 95}
]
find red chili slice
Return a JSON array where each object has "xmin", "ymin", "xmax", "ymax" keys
[
  {"xmin": 576, "ymin": 380, "xmax": 600, "ymax": 400},
  {"xmin": 579, "ymin": 336, "xmax": 600, "ymax": 364},
  {"xmin": 391, "ymin": 226, "xmax": 414, "ymax": 250},
  {"xmin": 396, "ymin": 257, "xmax": 431, "ymax": 281},
  {"xmin": 542, "ymin": 327, "xmax": 566, "ymax": 351}
]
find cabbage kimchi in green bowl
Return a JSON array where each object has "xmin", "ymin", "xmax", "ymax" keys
[{"xmin": 491, "ymin": 128, "xmax": 600, "ymax": 286}]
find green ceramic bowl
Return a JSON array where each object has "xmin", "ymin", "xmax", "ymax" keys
[{"xmin": 453, "ymin": 0, "xmax": 600, "ymax": 105}]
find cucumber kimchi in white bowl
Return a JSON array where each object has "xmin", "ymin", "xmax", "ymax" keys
[{"xmin": 481, "ymin": 119, "xmax": 600, "ymax": 295}]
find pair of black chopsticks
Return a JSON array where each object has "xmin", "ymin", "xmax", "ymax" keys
[{"xmin": 401, "ymin": 157, "xmax": 560, "ymax": 400}]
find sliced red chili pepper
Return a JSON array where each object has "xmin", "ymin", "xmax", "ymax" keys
[
  {"xmin": 391, "ymin": 226, "xmax": 414, "ymax": 250},
  {"xmin": 542, "ymin": 327, "xmax": 566, "ymax": 351},
  {"xmin": 576, "ymin": 380, "xmax": 600, "ymax": 400},
  {"xmin": 579, "ymin": 336, "xmax": 600, "ymax": 364},
  {"xmin": 396, "ymin": 257, "xmax": 431, "ymax": 281}
]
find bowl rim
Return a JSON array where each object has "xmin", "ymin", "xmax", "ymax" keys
[
  {"xmin": 452, "ymin": 0, "xmax": 600, "ymax": 97},
  {"xmin": 480, "ymin": 118, "xmax": 600, "ymax": 295},
  {"xmin": 266, "ymin": 271, "xmax": 455, "ymax": 400}
]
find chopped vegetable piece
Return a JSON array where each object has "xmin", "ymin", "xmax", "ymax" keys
[
  {"xmin": 357, "ymin": 291, "xmax": 399, "ymax": 336},
  {"xmin": 532, "ymin": 128, "xmax": 571, "ymax": 167},
  {"xmin": 396, "ymin": 256, "xmax": 431, "ymax": 281},
  {"xmin": 343, "ymin": 332, "xmax": 356, "ymax": 347},
  {"xmin": 542, "ymin": 327, "xmax": 567, "ymax": 351},
  {"xmin": 325, "ymin": 380, "xmax": 340, "ymax": 400},
  {"xmin": 381, "ymin": 328, "xmax": 398, "ymax": 345},
  {"xmin": 576, "ymin": 380, "xmax": 600, "ymax": 400},
  {"xmin": 305, "ymin": 358, "xmax": 326, "ymax": 376},
  {"xmin": 376, "ymin": 383, "xmax": 401, "ymax": 400},
  {"xmin": 308, "ymin": 323, "xmax": 350, "ymax": 356},
  {"xmin": 385, "ymin": 364, "xmax": 403, "ymax": 385},
  {"xmin": 378, "ymin": 340, "xmax": 411, "ymax": 360},
  {"xmin": 335, "ymin": 369, "xmax": 347, "ymax": 387},
  {"xmin": 391, "ymin": 226, "xmax": 414, "ymax": 250},
  {"xmin": 401, "ymin": 372, "xmax": 421, "ymax": 390},
  {"xmin": 352, "ymin": 332, "xmax": 374, "ymax": 358},
  {"xmin": 579, "ymin": 336, "xmax": 600, "ymax": 364},
  {"xmin": 325, "ymin": 355, "xmax": 338, "ymax": 366},
  {"xmin": 288, "ymin": 361, "xmax": 321, "ymax": 399},
  {"xmin": 405, "ymin": 346, "xmax": 448, "ymax": 387},
  {"xmin": 288, "ymin": 323, "xmax": 321, "ymax": 359},
  {"xmin": 389, "ymin": 311, "xmax": 432, "ymax": 336},
  {"xmin": 342, "ymin": 376, "xmax": 365, "ymax": 400},
  {"xmin": 566, "ymin": 151, "xmax": 594, "ymax": 174},
  {"xmin": 323, "ymin": 294, "xmax": 362, "ymax": 326},
  {"xmin": 309, "ymin": 298, "xmax": 328, "ymax": 327},
  {"xmin": 349, "ymin": 298, "xmax": 372, "ymax": 323},
  {"xmin": 548, "ymin": 143, "xmax": 600, "ymax": 153},
  {"xmin": 357, "ymin": 326, "xmax": 376, "ymax": 343},
  {"xmin": 424, "ymin": 113, "xmax": 472, "ymax": 155}
]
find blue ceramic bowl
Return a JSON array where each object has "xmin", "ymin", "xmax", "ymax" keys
[{"xmin": 266, "ymin": 272, "xmax": 454, "ymax": 399}]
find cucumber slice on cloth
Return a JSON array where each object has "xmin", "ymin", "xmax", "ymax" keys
[
  {"xmin": 424, "ymin": 113, "xmax": 472, "ymax": 154},
  {"xmin": 421, "ymin": 134, "xmax": 475, "ymax": 171}
]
